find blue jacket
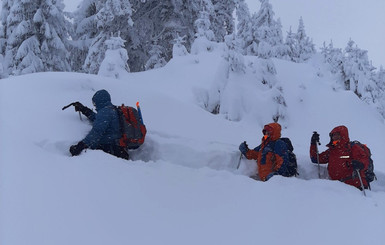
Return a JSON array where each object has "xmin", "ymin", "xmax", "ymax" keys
[{"xmin": 82, "ymin": 90, "xmax": 121, "ymax": 149}]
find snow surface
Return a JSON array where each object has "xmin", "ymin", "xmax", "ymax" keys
[{"xmin": 1, "ymin": 49, "xmax": 385, "ymax": 245}]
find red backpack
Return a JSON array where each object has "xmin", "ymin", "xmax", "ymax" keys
[{"xmin": 116, "ymin": 104, "xmax": 147, "ymax": 149}]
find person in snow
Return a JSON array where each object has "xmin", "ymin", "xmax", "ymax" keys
[
  {"xmin": 310, "ymin": 125, "xmax": 369, "ymax": 189},
  {"xmin": 69, "ymin": 89, "xmax": 129, "ymax": 160},
  {"xmin": 239, "ymin": 122, "xmax": 291, "ymax": 181}
]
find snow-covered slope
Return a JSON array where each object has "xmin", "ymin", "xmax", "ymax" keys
[{"xmin": 1, "ymin": 51, "xmax": 385, "ymax": 245}]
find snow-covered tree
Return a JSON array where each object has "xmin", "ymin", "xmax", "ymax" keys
[
  {"xmin": 71, "ymin": 0, "xmax": 99, "ymax": 72},
  {"xmin": 145, "ymin": 42, "xmax": 167, "ymax": 70},
  {"xmin": 235, "ymin": 0, "xmax": 253, "ymax": 55},
  {"xmin": 1, "ymin": 0, "xmax": 71, "ymax": 75},
  {"xmin": 224, "ymin": 33, "xmax": 245, "ymax": 75},
  {"xmin": 98, "ymin": 35, "xmax": 129, "ymax": 78},
  {"xmin": 248, "ymin": 0, "xmax": 287, "ymax": 58},
  {"xmin": 172, "ymin": 35, "xmax": 188, "ymax": 57},
  {"xmin": 342, "ymin": 39, "xmax": 373, "ymax": 94},
  {"xmin": 191, "ymin": 5, "xmax": 215, "ymax": 55},
  {"xmin": 321, "ymin": 40, "xmax": 344, "ymax": 74},
  {"xmin": 126, "ymin": 0, "xmax": 189, "ymax": 72},
  {"xmin": 82, "ymin": 0, "xmax": 133, "ymax": 74},
  {"xmin": 294, "ymin": 17, "xmax": 316, "ymax": 62},
  {"xmin": 211, "ymin": 0, "xmax": 236, "ymax": 42}
]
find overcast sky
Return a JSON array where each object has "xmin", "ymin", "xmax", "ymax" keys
[{"xmin": 246, "ymin": 0, "xmax": 385, "ymax": 69}]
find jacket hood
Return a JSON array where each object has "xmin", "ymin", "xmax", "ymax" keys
[
  {"xmin": 329, "ymin": 125, "xmax": 350, "ymax": 145},
  {"xmin": 263, "ymin": 122, "xmax": 281, "ymax": 141},
  {"xmin": 92, "ymin": 89, "xmax": 112, "ymax": 111}
]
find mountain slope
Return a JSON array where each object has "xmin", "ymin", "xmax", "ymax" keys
[{"xmin": 0, "ymin": 51, "xmax": 385, "ymax": 245}]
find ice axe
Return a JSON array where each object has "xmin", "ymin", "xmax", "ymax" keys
[{"xmin": 62, "ymin": 102, "xmax": 82, "ymax": 121}]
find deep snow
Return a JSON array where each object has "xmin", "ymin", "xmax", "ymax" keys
[{"xmin": 1, "ymin": 49, "xmax": 385, "ymax": 245}]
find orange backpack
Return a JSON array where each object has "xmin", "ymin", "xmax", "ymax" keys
[{"xmin": 116, "ymin": 104, "xmax": 147, "ymax": 149}]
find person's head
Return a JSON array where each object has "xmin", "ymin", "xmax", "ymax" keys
[
  {"xmin": 262, "ymin": 122, "xmax": 281, "ymax": 141},
  {"xmin": 92, "ymin": 89, "xmax": 112, "ymax": 111},
  {"xmin": 329, "ymin": 125, "xmax": 349, "ymax": 146}
]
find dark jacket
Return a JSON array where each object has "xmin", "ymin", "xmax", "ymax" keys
[
  {"xmin": 310, "ymin": 125, "xmax": 369, "ymax": 189},
  {"xmin": 82, "ymin": 90, "xmax": 121, "ymax": 149}
]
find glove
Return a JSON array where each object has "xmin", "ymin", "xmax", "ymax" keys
[
  {"xmin": 239, "ymin": 142, "xmax": 249, "ymax": 155},
  {"xmin": 311, "ymin": 132, "xmax": 320, "ymax": 145},
  {"xmin": 69, "ymin": 141, "xmax": 87, "ymax": 156},
  {"xmin": 73, "ymin": 102, "xmax": 92, "ymax": 117},
  {"xmin": 352, "ymin": 160, "xmax": 364, "ymax": 170},
  {"xmin": 73, "ymin": 102, "xmax": 85, "ymax": 112}
]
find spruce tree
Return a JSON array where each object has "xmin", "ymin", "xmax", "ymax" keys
[
  {"xmin": 249, "ymin": 0, "xmax": 286, "ymax": 58},
  {"xmin": 211, "ymin": 0, "xmax": 235, "ymax": 42},
  {"xmin": 235, "ymin": 0, "xmax": 253, "ymax": 55},
  {"xmin": 98, "ymin": 35, "xmax": 129, "ymax": 78},
  {"xmin": 294, "ymin": 17, "xmax": 315, "ymax": 62},
  {"xmin": 82, "ymin": 0, "xmax": 133, "ymax": 74},
  {"xmin": 2, "ymin": 0, "xmax": 71, "ymax": 75},
  {"xmin": 145, "ymin": 42, "xmax": 167, "ymax": 70}
]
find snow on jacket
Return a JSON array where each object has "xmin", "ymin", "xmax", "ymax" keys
[
  {"xmin": 310, "ymin": 125, "xmax": 369, "ymax": 189},
  {"xmin": 82, "ymin": 90, "xmax": 121, "ymax": 149},
  {"xmin": 244, "ymin": 122, "xmax": 289, "ymax": 181}
]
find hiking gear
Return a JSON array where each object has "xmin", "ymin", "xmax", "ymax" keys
[
  {"xmin": 310, "ymin": 126, "xmax": 370, "ymax": 189},
  {"xmin": 279, "ymin": 137, "xmax": 298, "ymax": 177},
  {"xmin": 82, "ymin": 90, "xmax": 121, "ymax": 148},
  {"xmin": 311, "ymin": 132, "xmax": 320, "ymax": 145},
  {"xmin": 243, "ymin": 123, "xmax": 290, "ymax": 181},
  {"xmin": 73, "ymin": 102, "xmax": 85, "ymax": 112},
  {"xmin": 239, "ymin": 141, "xmax": 249, "ymax": 155},
  {"xmin": 116, "ymin": 104, "xmax": 147, "ymax": 149},
  {"xmin": 352, "ymin": 160, "xmax": 364, "ymax": 170},
  {"xmin": 62, "ymin": 102, "xmax": 85, "ymax": 120},
  {"xmin": 349, "ymin": 141, "xmax": 376, "ymax": 188},
  {"xmin": 236, "ymin": 152, "xmax": 243, "ymax": 169},
  {"xmin": 312, "ymin": 131, "xmax": 322, "ymax": 178},
  {"xmin": 355, "ymin": 169, "xmax": 367, "ymax": 196},
  {"xmin": 70, "ymin": 141, "xmax": 87, "ymax": 156},
  {"xmin": 136, "ymin": 101, "xmax": 144, "ymax": 124}
]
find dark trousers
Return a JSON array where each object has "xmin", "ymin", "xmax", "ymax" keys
[{"xmin": 96, "ymin": 144, "xmax": 129, "ymax": 160}]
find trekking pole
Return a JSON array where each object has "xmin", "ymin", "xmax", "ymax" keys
[
  {"xmin": 313, "ymin": 131, "xmax": 321, "ymax": 179},
  {"xmin": 236, "ymin": 152, "xmax": 243, "ymax": 169},
  {"xmin": 355, "ymin": 169, "xmax": 367, "ymax": 196},
  {"xmin": 236, "ymin": 141, "xmax": 247, "ymax": 169}
]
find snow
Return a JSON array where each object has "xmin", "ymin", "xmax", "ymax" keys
[{"xmin": 1, "ymin": 49, "xmax": 385, "ymax": 245}]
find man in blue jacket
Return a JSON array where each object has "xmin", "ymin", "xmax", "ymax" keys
[{"xmin": 69, "ymin": 89, "xmax": 129, "ymax": 160}]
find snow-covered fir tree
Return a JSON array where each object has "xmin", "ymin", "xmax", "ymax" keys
[
  {"xmin": 249, "ymin": 0, "xmax": 287, "ymax": 58},
  {"xmin": 145, "ymin": 42, "xmax": 167, "ymax": 70},
  {"xmin": 211, "ymin": 0, "xmax": 236, "ymax": 42},
  {"xmin": 293, "ymin": 17, "xmax": 316, "ymax": 62},
  {"xmin": 342, "ymin": 39, "xmax": 377, "ymax": 104},
  {"xmin": 1, "ymin": 0, "xmax": 71, "ymax": 75},
  {"xmin": 321, "ymin": 40, "xmax": 344, "ymax": 74},
  {"xmin": 82, "ymin": 0, "xmax": 133, "ymax": 74},
  {"xmin": 284, "ymin": 26, "xmax": 296, "ymax": 61},
  {"xmin": 172, "ymin": 35, "xmax": 188, "ymax": 57},
  {"xmin": 235, "ymin": 0, "xmax": 253, "ymax": 55},
  {"xmin": 224, "ymin": 33, "xmax": 245, "ymax": 75},
  {"xmin": 98, "ymin": 35, "xmax": 129, "ymax": 78},
  {"xmin": 71, "ymin": 0, "xmax": 99, "ymax": 72},
  {"xmin": 191, "ymin": 4, "xmax": 215, "ymax": 55},
  {"xmin": 127, "ymin": 0, "xmax": 190, "ymax": 72}
]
